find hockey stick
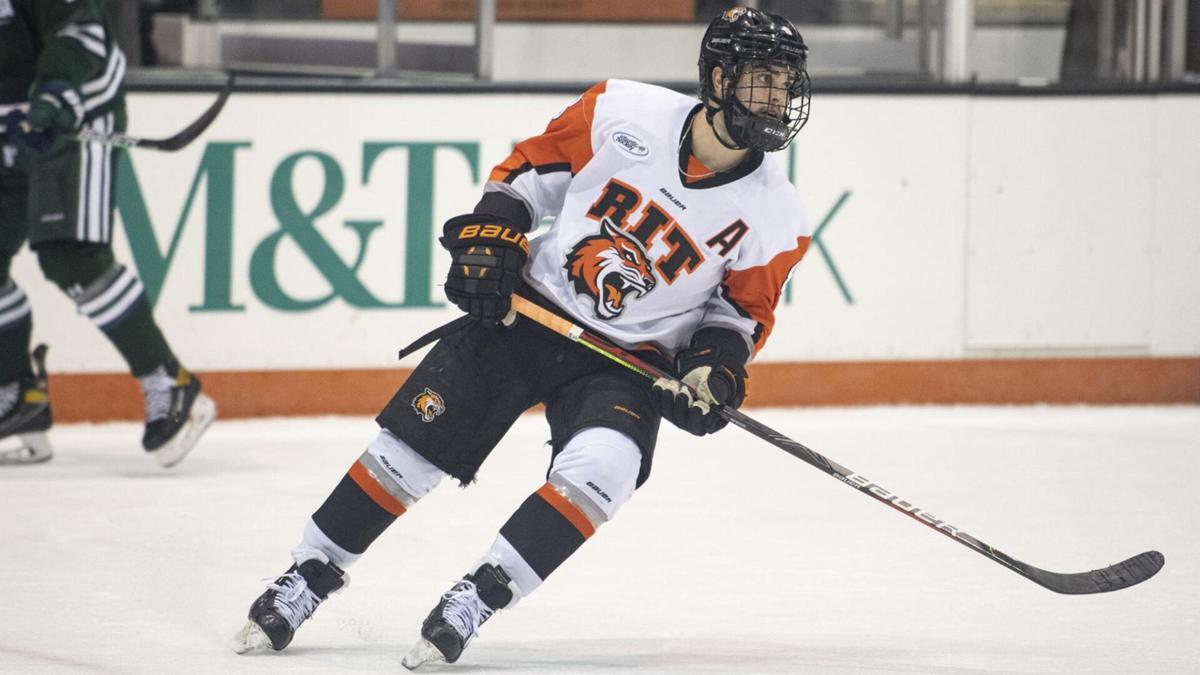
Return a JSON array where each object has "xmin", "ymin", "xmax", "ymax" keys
[
  {"xmin": 508, "ymin": 294, "xmax": 1165, "ymax": 595},
  {"xmin": 73, "ymin": 74, "xmax": 234, "ymax": 151}
]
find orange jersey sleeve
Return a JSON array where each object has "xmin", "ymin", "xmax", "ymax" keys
[
  {"xmin": 718, "ymin": 236, "xmax": 811, "ymax": 356},
  {"xmin": 488, "ymin": 81, "xmax": 606, "ymax": 184}
]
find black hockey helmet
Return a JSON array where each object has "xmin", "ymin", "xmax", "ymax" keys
[{"xmin": 698, "ymin": 7, "xmax": 810, "ymax": 152}]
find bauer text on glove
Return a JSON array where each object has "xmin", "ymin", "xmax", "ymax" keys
[{"xmin": 440, "ymin": 214, "xmax": 530, "ymax": 327}]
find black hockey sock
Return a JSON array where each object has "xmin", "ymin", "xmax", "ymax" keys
[
  {"xmin": 310, "ymin": 458, "xmax": 408, "ymax": 555},
  {"xmin": 497, "ymin": 483, "xmax": 596, "ymax": 582}
]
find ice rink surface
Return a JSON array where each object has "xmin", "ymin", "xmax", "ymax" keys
[{"xmin": 1, "ymin": 405, "xmax": 1197, "ymax": 674}]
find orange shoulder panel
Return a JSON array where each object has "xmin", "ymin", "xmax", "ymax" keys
[
  {"xmin": 721, "ymin": 236, "xmax": 811, "ymax": 355},
  {"xmin": 489, "ymin": 81, "xmax": 607, "ymax": 183}
]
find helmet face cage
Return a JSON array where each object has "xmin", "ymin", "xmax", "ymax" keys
[
  {"xmin": 698, "ymin": 8, "xmax": 811, "ymax": 152},
  {"xmin": 718, "ymin": 59, "xmax": 810, "ymax": 152}
]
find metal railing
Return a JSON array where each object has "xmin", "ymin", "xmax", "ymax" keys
[
  {"xmin": 141, "ymin": 1, "xmax": 1195, "ymax": 85},
  {"xmin": 374, "ymin": 0, "xmax": 494, "ymax": 79}
]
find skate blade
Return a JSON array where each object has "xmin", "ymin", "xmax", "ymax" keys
[
  {"xmin": 402, "ymin": 638, "xmax": 446, "ymax": 670},
  {"xmin": 231, "ymin": 620, "xmax": 273, "ymax": 654},
  {"xmin": 0, "ymin": 431, "xmax": 53, "ymax": 466},
  {"xmin": 154, "ymin": 393, "xmax": 217, "ymax": 469}
]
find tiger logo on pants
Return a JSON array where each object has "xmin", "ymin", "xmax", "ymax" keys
[{"xmin": 411, "ymin": 388, "xmax": 446, "ymax": 423}]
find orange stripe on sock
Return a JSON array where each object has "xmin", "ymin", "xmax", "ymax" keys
[
  {"xmin": 536, "ymin": 482, "xmax": 595, "ymax": 538},
  {"xmin": 347, "ymin": 460, "xmax": 408, "ymax": 517}
]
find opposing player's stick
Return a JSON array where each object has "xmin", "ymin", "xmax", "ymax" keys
[
  {"xmin": 508, "ymin": 294, "xmax": 1165, "ymax": 595},
  {"xmin": 74, "ymin": 74, "xmax": 234, "ymax": 151}
]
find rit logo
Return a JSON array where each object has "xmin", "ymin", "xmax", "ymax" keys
[{"xmin": 585, "ymin": 179, "xmax": 748, "ymax": 284}]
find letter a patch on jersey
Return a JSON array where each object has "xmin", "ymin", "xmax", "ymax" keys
[
  {"xmin": 411, "ymin": 388, "xmax": 445, "ymax": 423},
  {"xmin": 564, "ymin": 217, "xmax": 656, "ymax": 320}
]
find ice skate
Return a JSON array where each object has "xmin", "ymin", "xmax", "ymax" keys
[
  {"xmin": 403, "ymin": 562, "xmax": 518, "ymax": 669},
  {"xmin": 233, "ymin": 550, "xmax": 348, "ymax": 653},
  {"xmin": 139, "ymin": 358, "xmax": 216, "ymax": 468},
  {"xmin": 0, "ymin": 345, "xmax": 53, "ymax": 466}
]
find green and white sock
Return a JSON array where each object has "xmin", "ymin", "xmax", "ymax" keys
[{"xmin": 73, "ymin": 265, "xmax": 172, "ymax": 376}]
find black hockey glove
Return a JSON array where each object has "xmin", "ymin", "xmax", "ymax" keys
[
  {"xmin": 2, "ymin": 110, "xmax": 55, "ymax": 154},
  {"xmin": 654, "ymin": 327, "xmax": 750, "ymax": 436},
  {"xmin": 5, "ymin": 81, "xmax": 83, "ymax": 154},
  {"xmin": 440, "ymin": 214, "xmax": 530, "ymax": 327}
]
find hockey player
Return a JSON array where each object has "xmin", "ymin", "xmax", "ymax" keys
[
  {"xmin": 0, "ymin": 0, "xmax": 216, "ymax": 467},
  {"xmin": 234, "ymin": 6, "xmax": 812, "ymax": 666}
]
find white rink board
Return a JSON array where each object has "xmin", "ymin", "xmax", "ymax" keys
[
  {"xmin": 965, "ymin": 98, "xmax": 1158, "ymax": 352},
  {"xmin": 0, "ymin": 406, "xmax": 1195, "ymax": 673},
  {"xmin": 1150, "ymin": 97, "xmax": 1200, "ymax": 356},
  {"xmin": 10, "ymin": 91, "xmax": 1200, "ymax": 372}
]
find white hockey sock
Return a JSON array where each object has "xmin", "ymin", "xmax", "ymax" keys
[
  {"xmin": 298, "ymin": 518, "xmax": 361, "ymax": 569},
  {"xmin": 482, "ymin": 534, "xmax": 541, "ymax": 601}
]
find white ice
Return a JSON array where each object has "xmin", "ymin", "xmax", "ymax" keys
[{"xmin": 1, "ymin": 406, "xmax": 1197, "ymax": 674}]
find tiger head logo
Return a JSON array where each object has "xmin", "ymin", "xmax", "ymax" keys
[
  {"xmin": 411, "ymin": 387, "xmax": 445, "ymax": 423},
  {"xmin": 722, "ymin": 7, "xmax": 748, "ymax": 22},
  {"xmin": 564, "ymin": 217, "xmax": 656, "ymax": 320}
]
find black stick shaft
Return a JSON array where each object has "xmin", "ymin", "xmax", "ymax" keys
[
  {"xmin": 509, "ymin": 295, "xmax": 1163, "ymax": 595},
  {"xmin": 74, "ymin": 74, "xmax": 233, "ymax": 151}
]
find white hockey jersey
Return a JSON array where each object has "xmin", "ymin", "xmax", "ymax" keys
[{"xmin": 485, "ymin": 79, "xmax": 812, "ymax": 359}]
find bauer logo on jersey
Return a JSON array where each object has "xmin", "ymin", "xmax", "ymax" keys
[
  {"xmin": 611, "ymin": 130, "xmax": 650, "ymax": 159},
  {"xmin": 411, "ymin": 388, "xmax": 446, "ymax": 423},
  {"xmin": 564, "ymin": 217, "xmax": 656, "ymax": 320}
]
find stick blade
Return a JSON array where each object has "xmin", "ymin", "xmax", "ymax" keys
[
  {"xmin": 1022, "ymin": 550, "xmax": 1164, "ymax": 595},
  {"xmin": 142, "ymin": 73, "xmax": 234, "ymax": 151}
]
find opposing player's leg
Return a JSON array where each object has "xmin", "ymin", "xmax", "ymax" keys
[
  {"xmin": 27, "ymin": 116, "xmax": 214, "ymax": 466},
  {"xmin": 234, "ymin": 429, "xmax": 447, "ymax": 653},
  {"xmin": 403, "ymin": 425, "xmax": 644, "ymax": 668},
  {"xmin": 35, "ymin": 242, "xmax": 216, "ymax": 465},
  {"xmin": 0, "ymin": 161, "xmax": 52, "ymax": 464}
]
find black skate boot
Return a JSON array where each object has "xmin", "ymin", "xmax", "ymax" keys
[
  {"xmin": 0, "ymin": 345, "xmax": 53, "ymax": 465},
  {"xmin": 402, "ymin": 562, "xmax": 519, "ymax": 669},
  {"xmin": 233, "ymin": 551, "xmax": 348, "ymax": 653},
  {"xmin": 139, "ymin": 357, "xmax": 216, "ymax": 468}
]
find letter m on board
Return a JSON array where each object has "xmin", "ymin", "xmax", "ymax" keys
[{"xmin": 116, "ymin": 142, "xmax": 250, "ymax": 310}]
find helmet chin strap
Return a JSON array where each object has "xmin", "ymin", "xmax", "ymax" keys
[
  {"xmin": 705, "ymin": 82, "xmax": 790, "ymax": 154},
  {"xmin": 722, "ymin": 97, "xmax": 790, "ymax": 153},
  {"xmin": 703, "ymin": 103, "xmax": 746, "ymax": 151}
]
